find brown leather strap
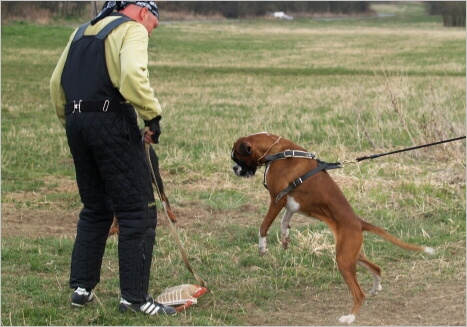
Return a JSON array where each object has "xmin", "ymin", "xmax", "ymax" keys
[
  {"xmin": 142, "ymin": 128, "xmax": 207, "ymax": 287},
  {"xmin": 275, "ymin": 160, "xmax": 342, "ymax": 204}
]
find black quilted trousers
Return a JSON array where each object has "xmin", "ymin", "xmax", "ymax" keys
[{"xmin": 66, "ymin": 106, "xmax": 157, "ymax": 303}]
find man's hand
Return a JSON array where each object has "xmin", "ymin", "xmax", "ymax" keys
[
  {"xmin": 144, "ymin": 116, "xmax": 161, "ymax": 143},
  {"xmin": 144, "ymin": 130, "xmax": 156, "ymax": 143}
]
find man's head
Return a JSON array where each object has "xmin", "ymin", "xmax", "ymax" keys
[
  {"xmin": 92, "ymin": 1, "xmax": 159, "ymax": 35},
  {"xmin": 119, "ymin": 3, "xmax": 159, "ymax": 36}
]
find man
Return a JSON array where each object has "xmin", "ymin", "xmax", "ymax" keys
[{"xmin": 50, "ymin": 1, "xmax": 176, "ymax": 316}]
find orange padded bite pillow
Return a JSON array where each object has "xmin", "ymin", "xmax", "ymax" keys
[{"xmin": 155, "ymin": 284, "xmax": 209, "ymax": 312}]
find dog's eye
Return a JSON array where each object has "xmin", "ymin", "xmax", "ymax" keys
[{"xmin": 238, "ymin": 143, "xmax": 252, "ymax": 156}]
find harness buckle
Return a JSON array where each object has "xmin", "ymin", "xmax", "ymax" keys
[
  {"xmin": 103, "ymin": 99, "xmax": 110, "ymax": 112},
  {"xmin": 292, "ymin": 177, "xmax": 303, "ymax": 187},
  {"xmin": 73, "ymin": 100, "xmax": 82, "ymax": 113},
  {"xmin": 284, "ymin": 150, "xmax": 294, "ymax": 158}
]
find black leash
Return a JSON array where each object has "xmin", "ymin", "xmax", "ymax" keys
[
  {"xmin": 268, "ymin": 135, "xmax": 465, "ymax": 203},
  {"xmin": 354, "ymin": 136, "xmax": 466, "ymax": 162}
]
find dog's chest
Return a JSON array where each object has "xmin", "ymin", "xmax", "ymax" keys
[{"xmin": 285, "ymin": 196, "xmax": 301, "ymax": 212}]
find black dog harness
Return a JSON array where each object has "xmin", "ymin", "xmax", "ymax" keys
[{"xmin": 263, "ymin": 150, "xmax": 342, "ymax": 204}]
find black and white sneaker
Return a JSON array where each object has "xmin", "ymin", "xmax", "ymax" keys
[
  {"xmin": 119, "ymin": 296, "xmax": 177, "ymax": 316},
  {"xmin": 71, "ymin": 287, "xmax": 94, "ymax": 307}
]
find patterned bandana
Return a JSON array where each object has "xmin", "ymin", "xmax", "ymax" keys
[{"xmin": 91, "ymin": 1, "xmax": 159, "ymax": 25}]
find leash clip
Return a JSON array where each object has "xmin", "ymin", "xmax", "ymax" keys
[{"xmin": 73, "ymin": 100, "xmax": 82, "ymax": 113}]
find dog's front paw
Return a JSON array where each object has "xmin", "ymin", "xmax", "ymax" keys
[
  {"xmin": 258, "ymin": 235, "xmax": 268, "ymax": 255},
  {"xmin": 370, "ymin": 276, "xmax": 383, "ymax": 296},
  {"xmin": 338, "ymin": 314, "xmax": 355, "ymax": 324}
]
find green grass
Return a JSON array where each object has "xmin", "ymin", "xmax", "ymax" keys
[{"xmin": 2, "ymin": 2, "xmax": 465, "ymax": 326}]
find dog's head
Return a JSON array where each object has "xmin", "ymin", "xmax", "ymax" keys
[{"xmin": 231, "ymin": 138, "xmax": 258, "ymax": 178}]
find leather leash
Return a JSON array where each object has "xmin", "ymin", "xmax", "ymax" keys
[{"xmin": 142, "ymin": 128, "xmax": 207, "ymax": 287}]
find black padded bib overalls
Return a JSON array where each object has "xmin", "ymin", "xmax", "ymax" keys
[{"xmin": 61, "ymin": 14, "xmax": 157, "ymax": 303}]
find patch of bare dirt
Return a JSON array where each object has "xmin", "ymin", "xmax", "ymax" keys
[
  {"xmin": 1, "ymin": 201, "xmax": 214, "ymax": 239},
  {"xmin": 2, "ymin": 204, "xmax": 77, "ymax": 238},
  {"xmin": 245, "ymin": 276, "xmax": 466, "ymax": 326}
]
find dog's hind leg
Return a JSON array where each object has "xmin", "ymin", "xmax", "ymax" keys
[
  {"xmin": 280, "ymin": 209, "xmax": 294, "ymax": 250},
  {"xmin": 258, "ymin": 202, "xmax": 283, "ymax": 255},
  {"xmin": 357, "ymin": 252, "xmax": 382, "ymax": 295},
  {"xmin": 336, "ymin": 229, "xmax": 365, "ymax": 324}
]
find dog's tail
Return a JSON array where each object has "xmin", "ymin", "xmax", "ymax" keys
[{"xmin": 362, "ymin": 221, "xmax": 435, "ymax": 255}]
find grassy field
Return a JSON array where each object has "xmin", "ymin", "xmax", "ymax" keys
[{"xmin": 2, "ymin": 2, "xmax": 466, "ymax": 326}]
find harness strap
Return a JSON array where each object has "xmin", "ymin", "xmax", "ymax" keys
[
  {"xmin": 263, "ymin": 150, "xmax": 318, "ymax": 189},
  {"xmin": 265, "ymin": 150, "xmax": 316, "ymax": 164},
  {"xmin": 274, "ymin": 160, "xmax": 342, "ymax": 204},
  {"xmin": 71, "ymin": 13, "xmax": 130, "ymax": 44},
  {"xmin": 96, "ymin": 14, "xmax": 132, "ymax": 39},
  {"xmin": 71, "ymin": 22, "xmax": 90, "ymax": 44}
]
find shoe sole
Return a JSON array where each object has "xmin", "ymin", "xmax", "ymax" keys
[
  {"xmin": 71, "ymin": 293, "xmax": 94, "ymax": 308},
  {"xmin": 119, "ymin": 304, "xmax": 177, "ymax": 316}
]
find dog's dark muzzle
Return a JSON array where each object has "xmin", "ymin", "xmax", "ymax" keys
[{"xmin": 232, "ymin": 158, "xmax": 257, "ymax": 178}]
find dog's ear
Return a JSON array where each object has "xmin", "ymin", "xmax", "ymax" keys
[{"xmin": 238, "ymin": 142, "xmax": 252, "ymax": 156}]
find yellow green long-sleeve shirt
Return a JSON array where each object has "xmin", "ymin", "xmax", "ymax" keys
[{"xmin": 50, "ymin": 15, "xmax": 162, "ymax": 127}]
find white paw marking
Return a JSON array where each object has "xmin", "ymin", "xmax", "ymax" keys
[
  {"xmin": 424, "ymin": 247, "xmax": 435, "ymax": 255},
  {"xmin": 370, "ymin": 275, "xmax": 383, "ymax": 295},
  {"xmin": 258, "ymin": 233, "xmax": 268, "ymax": 255},
  {"xmin": 338, "ymin": 314, "xmax": 355, "ymax": 324}
]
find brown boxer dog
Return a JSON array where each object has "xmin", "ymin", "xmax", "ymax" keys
[
  {"xmin": 231, "ymin": 132, "xmax": 435, "ymax": 324},
  {"xmin": 109, "ymin": 145, "xmax": 176, "ymax": 235}
]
